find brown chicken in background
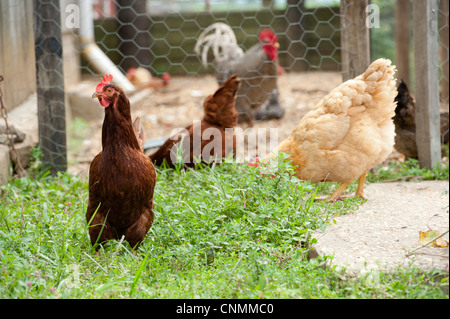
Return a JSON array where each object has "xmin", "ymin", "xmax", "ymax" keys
[
  {"xmin": 149, "ymin": 74, "xmax": 241, "ymax": 168},
  {"xmin": 126, "ymin": 67, "xmax": 171, "ymax": 90},
  {"xmin": 86, "ymin": 74, "xmax": 157, "ymax": 254},
  {"xmin": 195, "ymin": 23, "xmax": 284, "ymax": 124},
  {"xmin": 393, "ymin": 80, "xmax": 449, "ymax": 159},
  {"xmin": 265, "ymin": 59, "xmax": 398, "ymax": 202}
]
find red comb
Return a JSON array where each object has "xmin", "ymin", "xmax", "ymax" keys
[
  {"xmin": 259, "ymin": 29, "xmax": 277, "ymax": 43},
  {"xmin": 162, "ymin": 72, "xmax": 171, "ymax": 86},
  {"xmin": 96, "ymin": 74, "xmax": 113, "ymax": 92}
]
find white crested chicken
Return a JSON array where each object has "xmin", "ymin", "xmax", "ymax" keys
[
  {"xmin": 195, "ymin": 23, "xmax": 284, "ymax": 124},
  {"xmin": 265, "ymin": 58, "xmax": 398, "ymax": 202}
]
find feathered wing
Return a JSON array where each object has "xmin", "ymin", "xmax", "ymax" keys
[
  {"xmin": 295, "ymin": 59, "xmax": 396, "ymax": 147},
  {"xmin": 132, "ymin": 117, "xmax": 145, "ymax": 153}
]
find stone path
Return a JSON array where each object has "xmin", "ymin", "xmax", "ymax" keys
[{"xmin": 311, "ymin": 180, "xmax": 449, "ymax": 274}]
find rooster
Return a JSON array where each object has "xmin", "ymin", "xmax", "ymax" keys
[
  {"xmin": 149, "ymin": 74, "xmax": 241, "ymax": 168},
  {"xmin": 87, "ymin": 74, "xmax": 157, "ymax": 254},
  {"xmin": 126, "ymin": 67, "xmax": 171, "ymax": 90},
  {"xmin": 264, "ymin": 59, "xmax": 398, "ymax": 202},
  {"xmin": 195, "ymin": 23, "xmax": 284, "ymax": 124}
]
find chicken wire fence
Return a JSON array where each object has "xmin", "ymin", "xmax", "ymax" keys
[
  {"xmin": 0, "ymin": 0, "xmax": 449, "ymax": 175},
  {"xmin": 70, "ymin": 0, "xmax": 449, "ymax": 92},
  {"xmin": 73, "ymin": 0, "xmax": 341, "ymax": 76}
]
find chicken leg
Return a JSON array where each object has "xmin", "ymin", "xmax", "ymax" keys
[
  {"xmin": 353, "ymin": 171, "xmax": 367, "ymax": 199},
  {"xmin": 314, "ymin": 171, "xmax": 368, "ymax": 203},
  {"xmin": 326, "ymin": 182, "xmax": 351, "ymax": 202}
]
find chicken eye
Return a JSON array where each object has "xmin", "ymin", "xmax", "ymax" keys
[{"xmin": 107, "ymin": 88, "xmax": 112, "ymax": 93}]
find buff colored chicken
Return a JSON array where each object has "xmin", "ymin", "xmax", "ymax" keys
[
  {"xmin": 126, "ymin": 67, "xmax": 170, "ymax": 90},
  {"xmin": 266, "ymin": 58, "xmax": 397, "ymax": 202}
]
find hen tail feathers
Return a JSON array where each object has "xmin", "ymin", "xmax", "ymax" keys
[
  {"xmin": 363, "ymin": 58, "xmax": 397, "ymax": 95},
  {"xmin": 362, "ymin": 58, "xmax": 398, "ymax": 117},
  {"xmin": 322, "ymin": 58, "xmax": 397, "ymax": 115}
]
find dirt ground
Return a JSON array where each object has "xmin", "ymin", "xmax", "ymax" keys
[{"xmin": 67, "ymin": 71, "xmax": 358, "ymax": 176}]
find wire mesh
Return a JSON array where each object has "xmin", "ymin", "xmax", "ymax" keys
[
  {"xmin": 438, "ymin": 0, "xmax": 449, "ymax": 105},
  {"xmin": 70, "ymin": 0, "xmax": 446, "ymax": 155},
  {"xmin": 0, "ymin": 0, "xmax": 449, "ymax": 176},
  {"xmin": 78, "ymin": 0, "xmax": 342, "ymax": 77},
  {"xmin": 438, "ymin": 0, "xmax": 449, "ymax": 148}
]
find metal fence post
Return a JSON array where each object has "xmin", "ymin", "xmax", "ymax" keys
[{"xmin": 33, "ymin": 0, "xmax": 67, "ymax": 175}]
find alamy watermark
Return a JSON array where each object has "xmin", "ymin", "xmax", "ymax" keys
[
  {"xmin": 366, "ymin": 4, "xmax": 380, "ymax": 29},
  {"xmin": 65, "ymin": 4, "xmax": 80, "ymax": 29}
]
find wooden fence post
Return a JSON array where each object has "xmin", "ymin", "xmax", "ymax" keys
[
  {"xmin": 440, "ymin": 0, "xmax": 449, "ymax": 103},
  {"xmin": 413, "ymin": 0, "xmax": 441, "ymax": 168},
  {"xmin": 395, "ymin": 0, "xmax": 411, "ymax": 85},
  {"xmin": 33, "ymin": 0, "xmax": 67, "ymax": 175},
  {"xmin": 340, "ymin": 0, "xmax": 370, "ymax": 81}
]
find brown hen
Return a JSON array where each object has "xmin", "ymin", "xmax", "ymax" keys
[
  {"xmin": 393, "ymin": 80, "xmax": 449, "ymax": 159},
  {"xmin": 149, "ymin": 74, "xmax": 241, "ymax": 168},
  {"xmin": 86, "ymin": 75, "xmax": 157, "ymax": 254}
]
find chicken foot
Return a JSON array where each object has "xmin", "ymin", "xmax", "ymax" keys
[{"xmin": 314, "ymin": 171, "xmax": 367, "ymax": 203}]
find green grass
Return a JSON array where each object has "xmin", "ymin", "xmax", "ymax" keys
[
  {"xmin": 368, "ymin": 147, "xmax": 449, "ymax": 183},
  {"xmin": 0, "ymin": 152, "xmax": 448, "ymax": 299}
]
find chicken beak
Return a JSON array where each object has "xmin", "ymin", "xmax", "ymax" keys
[
  {"xmin": 92, "ymin": 92, "xmax": 102, "ymax": 99},
  {"xmin": 274, "ymin": 42, "xmax": 280, "ymax": 49}
]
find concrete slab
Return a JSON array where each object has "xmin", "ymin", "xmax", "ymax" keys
[
  {"xmin": 311, "ymin": 180, "xmax": 449, "ymax": 274},
  {"xmin": 0, "ymin": 144, "xmax": 11, "ymax": 186},
  {"xmin": 67, "ymin": 81, "xmax": 104, "ymax": 120},
  {"xmin": 0, "ymin": 94, "xmax": 38, "ymax": 185}
]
